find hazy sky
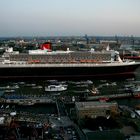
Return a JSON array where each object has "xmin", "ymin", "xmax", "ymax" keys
[{"xmin": 0, "ymin": 0, "xmax": 140, "ymax": 37}]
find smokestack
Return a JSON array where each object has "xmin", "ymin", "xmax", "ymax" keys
[{"xmin": 40, "ymin": 42, "xmax": 52, "ymax": 50}]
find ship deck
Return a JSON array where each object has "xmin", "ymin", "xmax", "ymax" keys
[{"xmin": 0, "ymin": 61, "xmax": 139, "ymax": 68}]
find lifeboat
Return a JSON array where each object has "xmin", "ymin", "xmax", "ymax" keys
[{"xmin": 28, "ymin": 60, "xmax": 40, "ymax": 64}]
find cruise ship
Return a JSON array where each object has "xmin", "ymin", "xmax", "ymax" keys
[{"xmin": 0, "ymin": 46, "xmax": 140, "ymax": 80}]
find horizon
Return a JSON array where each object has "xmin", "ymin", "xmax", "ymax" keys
[
  {"xmin": 0, "ymin": 35, "xmax": 140, "ymax": 38},
  {"xmin": 0, "ymin": 0, "xmax": 140, "ymax": 37},
  {"xmin": 2, "ymin": 34, "xmax": 139, "ymax": 38}
]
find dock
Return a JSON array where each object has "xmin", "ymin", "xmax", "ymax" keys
[
  {"xmin": 0, "ymin": 97, "xmax": 55, "ymax": 105},
  {"xmin": 87, "ymin": 92, "xmax": 133, "ymax": 101}
]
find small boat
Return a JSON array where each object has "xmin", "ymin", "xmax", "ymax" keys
[
  {"xmin": 47, "ymin": 80, "xmax": 58, "ymax": 84},
  {"xmin": 91, "ymin": 87, "xmax": 99, "ymax": 95},
  {"xmin": 45, "ymin": 85, "xmax": 67, "ymax": 92},
  {"xmin": 75, "ymin": 84, "xmax": 89, "ymax": 88},
  {"xmin": 4, "ymin": 89, "xmax": 15, "ymax": 93},
  {"xmin": 133, "ymin": 93, "xmax": 140, "ymax": 98},
  {"xmin": 26, "ymin": 83, "xmax": 36, "ymax": 87},
  {"xmin": 1, "ymin": 105, "xmax": 4, "ymax": 108},
  {"xmin": 0, "ymin": 85, "xmax": 19, "ymax": 90},
  {"xmin": 6, "ymin": 105, "xmax": 9, "ymax": 109},
  {"xmin": 72, "ymin": 89, "xmax": 90, "ymax": 93},
  {"xmin": 135, "ymin": 104, "xmax": 140, "ymax": 109},
  {"xmin": 131, "ymin": 86, "xmax": 140, "ymax": 97},
  {"xmin": 18, "ymin": 101, "xmax": 35, "ymax": 106},
  {"xmin": 68, "ymin": 80, "xmax": 93, "ymax": 85},
  {"xmin": 18, "ymin": 81, "xmax": 25, "ymax": 85},
  {"xmin": 99, "ymin": 97, "xmax": 109, "ymax": 102}
]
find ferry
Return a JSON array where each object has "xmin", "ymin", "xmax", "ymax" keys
[{"xmin": 0, "ymin": 47, "xmax": 140, "ymax": 80}]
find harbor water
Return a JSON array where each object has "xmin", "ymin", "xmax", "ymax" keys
[{"xmin": 0, "ymin": 66, "xmax": 140, "ymax": 114}]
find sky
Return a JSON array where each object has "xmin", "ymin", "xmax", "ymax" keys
[{"xmin": 0, "ymin": 0, "xmax": 140, "ymax": 37}]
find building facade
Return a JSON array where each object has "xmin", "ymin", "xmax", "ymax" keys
[{"xmin": 75, "ymin": 101, "xmax": 118, "ymax": 119}]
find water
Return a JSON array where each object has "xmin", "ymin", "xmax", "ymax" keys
[
  {"xmin": 0, "ymin": 103, "xmax": 57, "ymax": 114},
  {"xmin": 1, "ymin": 67, "xmax": 140, "ymax": 114}
]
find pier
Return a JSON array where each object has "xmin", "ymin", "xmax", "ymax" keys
[
  {"xmin": 0, "ymin": 97, "xmax": 55, "ymax": 105},
  {"xmin": 87, "ymin": 92, "xmax": 133, "ymax": 101}
]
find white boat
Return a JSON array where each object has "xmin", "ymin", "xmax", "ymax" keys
[
  {"xmin": 91, "ymin": 87, "xmax": 99, "ymax": 95},
  {"xmin": 4, "ymin": 89, "xmax": 15, "ymax": 93},
  {"xmin": 45, "ymin": 85, "xmax": 67, "ymax": 92},
  {"xmin": 0, "ymin": 85, "xmax": 19, "ymax": 90}
]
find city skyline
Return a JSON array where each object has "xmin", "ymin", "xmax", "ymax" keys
[{"xmin": 0, "ymin": 0, "xmax": 140, "ymax": 37}]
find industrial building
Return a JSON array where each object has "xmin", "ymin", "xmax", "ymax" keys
[{"xmin": 75, "ymin": 101, "xmax": 118, "ymax": 119}]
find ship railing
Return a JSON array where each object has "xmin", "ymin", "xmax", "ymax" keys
[
  {"xmin": 1, "ymin": 61, "xmax": 136, "ymax": 67},
  {"xmin": 2, "ymin": 60, "xmax": 27, "ymax": 65},
  {"xmin": 123, "ymin": 59, "xmax": 135, "ymax": 63}
]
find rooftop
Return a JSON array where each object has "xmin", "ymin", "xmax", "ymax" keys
[{"xmin": 75, "ymin": 101, "xmax": 118, "ymax": 110}]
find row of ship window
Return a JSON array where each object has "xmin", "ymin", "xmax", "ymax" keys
[{"xmin": 10, "ymin": 56, "xmax": 111, "ymax": 62}]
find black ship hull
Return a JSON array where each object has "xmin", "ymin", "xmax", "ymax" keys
[{"xmin": 0, "ymin": 63, "xmax": 139, "ymax": 80}]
